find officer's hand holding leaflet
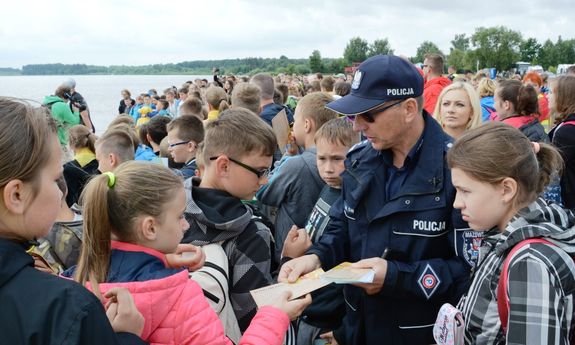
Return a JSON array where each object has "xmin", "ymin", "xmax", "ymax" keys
[
  {"xmin": 278, "ymin": 254, "xmax": 322, "ymax": 283},
  {"xmin": 349, "ymin": 258, "xmax": 388, "ymax": 295}
]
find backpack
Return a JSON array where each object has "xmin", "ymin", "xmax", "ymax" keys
[
  {"xmin": 189, "ymin": 243, "xmax": 241, "ymax": 344},
  {"xmin": 560, "ymin": 120, "xmax": 575, "ymax": 128},
  {"xmin": 28, "ymin": 219, "xmax": 84, "ymax": 274},
  {"xmin": 497, "ymin": 238, "xmax": 575, "ymax": 343}
]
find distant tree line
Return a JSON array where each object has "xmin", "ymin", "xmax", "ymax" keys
[
  {"xmin": 12, "ymin": 57, "xmax": 339, "ymax": 76},
  {"xmin": 2, "ymin": 26, "xmax": 573, "ymax": 76},
  {"xmin": 16, "ymin": 58, "xmax": 316, "ymax": 76},
  {"xmin": 336, "ymin": 26, "xmax": 574, "ymax": 74}
]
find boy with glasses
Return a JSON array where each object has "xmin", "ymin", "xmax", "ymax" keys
[
  {"xmin": 166, "ymin": 115, "xmax": 204, "ymax": 179},
  {"xmin": 181, "ymin": 108, "xmax": 278, "ymax": 332}
]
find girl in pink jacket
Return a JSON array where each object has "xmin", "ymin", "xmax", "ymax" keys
[{"xmin": 72, "ymin": 161, "xmax": 310, "ymax": 345}]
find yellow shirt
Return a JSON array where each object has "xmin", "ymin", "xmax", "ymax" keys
[
  {"xmin": 207, "ymin": 110, "xmax": 220, "ymax": 121},
  {"xmin": 74, "ymin": 147, "xmax": 96, "ymax": 167}
]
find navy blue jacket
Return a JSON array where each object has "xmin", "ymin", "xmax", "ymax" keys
[
  {"xmin": 307, "ymin": 113, "xmax": 480, "ymax": 344},
  {"xmin": 0, "ymin": 239, "xmax": 147, "ymax": 345},
  {"xmin": 259, "ymin": 103, "xmax": 294, "ymax": 127}
]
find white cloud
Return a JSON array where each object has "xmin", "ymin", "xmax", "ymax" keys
[{"xmin": 1, "ymin": 0, "xmax": 573, "ymax": 68}]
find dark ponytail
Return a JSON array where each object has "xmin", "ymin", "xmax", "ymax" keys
[
  {"xmin": 534, "ymin": 143, "xmax": 564, "ymax": 196},
  {"xmin": 516, "ymin": 85, "xmax": 539, "ymax": 117}
]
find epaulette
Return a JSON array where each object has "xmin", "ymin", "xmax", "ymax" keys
[{"xmin": 347, "ymin": 139, "xmax": 369, "ymax": 157}]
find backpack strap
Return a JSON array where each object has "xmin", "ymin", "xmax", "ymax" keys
[{"xmin": 497, "ymin": 238, "xmax": 556, "ymax": 333}]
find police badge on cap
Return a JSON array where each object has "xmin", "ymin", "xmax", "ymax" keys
[{"xmin": 351, "ymin": 70, "xmax": 363, "ymax": 90}]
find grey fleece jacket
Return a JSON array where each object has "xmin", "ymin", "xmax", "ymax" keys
[{"xmin": 256, "ymin": 148, "xmax": 325, "ymax": 264}]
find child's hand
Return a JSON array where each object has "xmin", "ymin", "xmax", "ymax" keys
[
  {"xmin": 282, "ymin": 225, "xmax": 312, "ymax": 259},
  {"xmin": 270, "ymin": 291, "xmax": 312, "ymax": 321},
  {"xmin": 104, "ymin": 288, "xmax": 145, "ymax": 336},
  {"xmin": 320, "ymin": 331, "xmax": 340, "ymax": 345},
  {"xmin": 166, "ymin": 244, "xmax": 205, "ymax": 271},
  {"xmin": 28, "ymin": 252, "xmax": 56, "ymax": 275}
]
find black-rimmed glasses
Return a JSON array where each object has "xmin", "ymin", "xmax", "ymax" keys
[
  {"xmin": 209, "ymin": 156, "xmax": 271, "ymax": 179},
  {"xmin": 168, "ymin": 140, "xmax": 190, "ymax": 148}
]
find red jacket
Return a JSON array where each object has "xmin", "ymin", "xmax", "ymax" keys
[
  {"xmin": 91, "ymin": 242, "xmax": 290, "ymax": 345},
  {"xmin": 423, "ymin": 77, "xmax": 451, "ymax": 114},
  {"xmin": 538, "ymin": 94, "xmax": 550, "ymax": 122}
]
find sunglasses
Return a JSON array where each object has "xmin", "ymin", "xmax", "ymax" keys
[
  {"xmin": 347, "ymin": 100, "xmax": 405, "ymax": 123},
  {"xmin": 209, "ymin": 156, "xmax": 271, "ymax": 179}
]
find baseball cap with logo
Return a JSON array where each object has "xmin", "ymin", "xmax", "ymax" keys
[{"xmin": 326, "ymin": 55, "xmax": 424, "ymax": 116}]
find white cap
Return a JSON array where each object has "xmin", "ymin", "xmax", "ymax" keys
[{"xmin": 62, "ymin": 78, "xmax": 76, "ymax": 89}]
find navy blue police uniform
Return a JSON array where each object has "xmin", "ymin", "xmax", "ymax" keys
[
  {"xmin": 307, "ymin": 112, "xmax": 480, "ymax": 344},
  {"xmin": 305, "ymin": 55, "xmax": 481, "ymax": 344}
]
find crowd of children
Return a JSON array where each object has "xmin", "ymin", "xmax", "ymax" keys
[{"xmin": 1, "ymin": 58, "xmax": 575, "ymax": 345}]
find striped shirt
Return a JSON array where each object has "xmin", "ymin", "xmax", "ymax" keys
[{"xmin": 458, "ymin": 198, "xmax": 575, "ymax": 344}]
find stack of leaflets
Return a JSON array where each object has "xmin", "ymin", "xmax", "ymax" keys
[
  {"xmin": 320, "ymin": 262, "xmax": 375, "ymax": 284},
  {"xmin": 250, "ymin": 262, "xmax": 375, "ymax": 307},
  {"xmin": 250, "ymin": 268, "xmax": 329, "ymax": 307}
]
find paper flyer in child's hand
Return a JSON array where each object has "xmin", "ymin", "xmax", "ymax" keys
[
  {"xmin": 250, "ymin": 268, "xmax": 329, "ymax": 307},
  {"xmin": 320, "ymin": 262, "xmax": 375, "ymax": 284},
  {"xmin": 271, "ymin": 108, "xmax": 289, "ymax": 153}
]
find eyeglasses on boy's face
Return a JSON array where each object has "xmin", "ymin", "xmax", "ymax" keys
[
  {"xmin": 168, "ymin": 140, "xmax": 190, "ymax": 148},
  {"xmin": 346, "ymin": 99, "xmax": 405, "ymax": 123},
  {"xmin": 209, "ymin": 156, "xmax": 271, "ymax": 179}
]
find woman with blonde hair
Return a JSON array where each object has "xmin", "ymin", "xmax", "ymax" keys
[{"xmin": 433, "ymin": 82, "xmax": 482, "ymax": 139}]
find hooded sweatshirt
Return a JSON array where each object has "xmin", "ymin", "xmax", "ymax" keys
[
  {"xmin": 458, "ymin": 198, "xmax": 575, "ymax": 344},
  {"xmin": 182, "ymin": 180, "xmax": 275, "ymax": 332},
  {"xmin": 42, "ymin": 95, "xmax": 81, "ymax": 146},
  {"xmin": 423, "ymin": 76, "xmax": 452, "ymax": 114}
]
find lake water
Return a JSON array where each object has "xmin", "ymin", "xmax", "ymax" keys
[{"xmin": 0, "ymin": 75, "xmax": 210, "ymax": 134}]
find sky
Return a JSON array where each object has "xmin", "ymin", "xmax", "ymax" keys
[{"xmin": 1, "ymin": 0, "xmax": 573, "ymax": 68}]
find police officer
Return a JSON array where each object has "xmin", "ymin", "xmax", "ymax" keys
[{"xmin": 279, "ymin": 55, "xmax": 480, "ymax": 344}]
